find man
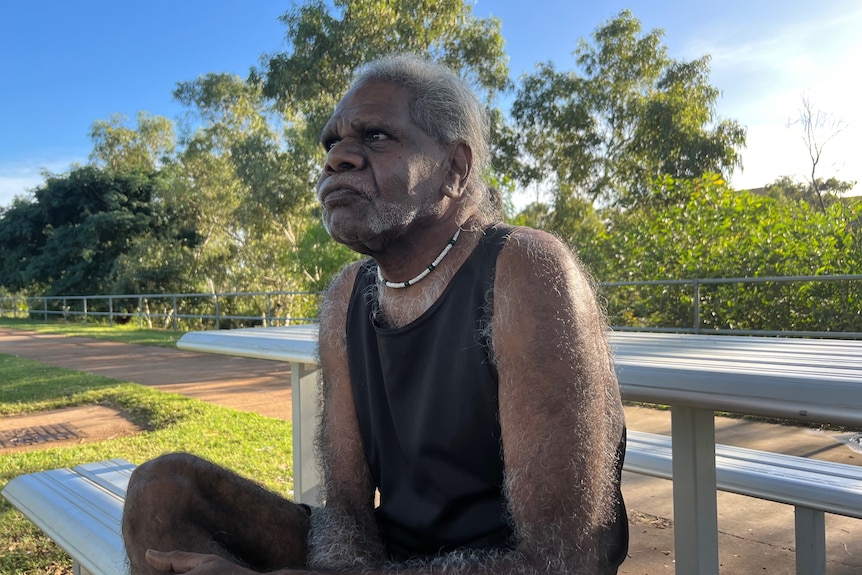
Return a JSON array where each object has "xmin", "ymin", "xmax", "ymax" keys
[{"xmin": 122, "ymin": 54, "xmax": 628, "ymax": 575}]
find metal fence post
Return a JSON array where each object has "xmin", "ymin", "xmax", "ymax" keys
[
  {"xmin": 172, "ymin": 296, "xmax": 178, "ymax": 332},
  {"xmin": 109, "ymin": 296, "xmax": 114, "ymax": 327},
  {"xmin": 138, "ymin": 295, "xmax": 143, "ymax": 329},
  {"xmin": 214, "ymin": 294, "xmax": 220, "ymax": 330},
  {"xmin": 43, "ymin": 297, "xmax": 48, "ymax": 322},
  {"xmin": 266, "ymin": 293, "xmax": 272, "ymax": 327},
  {"xmin": 62, "ymin": 298, "xmax": 67, "ymax": 323},
  {"xmin": 693, "ymin": 280, "xmax": 701, "ymax": 333}
]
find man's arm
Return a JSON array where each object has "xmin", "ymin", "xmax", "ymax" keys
[
  {"xmin": 309, "ymin": 261, "xmax": 387, "ymax": 569},
  {"xmin": 491, "ymin": 227, "xmax": 626, "ymax": 574}
]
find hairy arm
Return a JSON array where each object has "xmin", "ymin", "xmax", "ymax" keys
[
  {"xmin": 491, "ymin": 228, "xmax": 626, "ymax": 574},
  {"xmin": 309, "ymin": 261, "xmax": 387, "ymax": 569}
]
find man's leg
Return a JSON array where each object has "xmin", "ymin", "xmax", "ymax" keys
[{"xmin": 122, "ymin": 452, "xmax": 310, "ymax": 574}]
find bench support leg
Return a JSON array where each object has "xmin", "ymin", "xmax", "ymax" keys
[
  {"xmin": 794, "ymin": 507, "xmax": 825, "ymax": 575},
  {"xmin": 671, "ymin": 406, "xmax": 719, "ymax": 575},
  {"xmin": 292, "ymin": 361, "xmax": 321, "ymax": 505}
]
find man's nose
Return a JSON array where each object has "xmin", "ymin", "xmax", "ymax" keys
[{"xmin": 324, "ymin": 141, "xmax": 366, "ymax": 174}]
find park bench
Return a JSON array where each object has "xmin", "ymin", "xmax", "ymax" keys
[
  {"xmin": 2, "ymin": 458, "xmax": 133, "ymax": 575},
  {"xmin": 6, "ymin": 433, "xmax": 862, "ymax": 575},
  {"xmin": 4, "ymin": 328, "xmax": 862, "ymax": 575}
]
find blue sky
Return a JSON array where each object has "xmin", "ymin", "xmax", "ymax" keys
[{"xmin": 1, "ymin": 0, "xmax": 860, "ymax": 209}]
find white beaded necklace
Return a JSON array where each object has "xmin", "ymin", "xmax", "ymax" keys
[{"xmin": 377, "ymin": 228, "xmax": 461, "ymax": 289}]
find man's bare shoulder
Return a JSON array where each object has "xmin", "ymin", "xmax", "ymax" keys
[
  {"xmin": 497, "ymin": 226, "xmax": 586, "ymax": 286},
  {"xmin": 319, "ymin": 260, "xmax": 366, "ymax": 349},
  {"xmin": 324, "ymin": 260, "xmax": 365, "ymax": 304}
]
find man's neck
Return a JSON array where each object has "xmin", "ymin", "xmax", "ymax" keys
[{"xmin": 374, "ymin": 223, "xmax": 487, "ymax": 328}]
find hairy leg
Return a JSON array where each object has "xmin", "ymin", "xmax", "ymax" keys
[{"xmin": 122, "ymin": 452, "xmax": 310, "ymax": 574}]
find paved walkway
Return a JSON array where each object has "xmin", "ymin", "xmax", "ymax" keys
[
  {"xmin": 0, "ymin": 328, "xmax": 294, "ymax": 420},
  {"xmin": 2, "ymin": 328, "xmax": 861, "ymax": 574}
]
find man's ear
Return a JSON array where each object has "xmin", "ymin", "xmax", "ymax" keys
[{"xmin": 442, "ymin": 142, "xmax": 472, "ymax": 199}]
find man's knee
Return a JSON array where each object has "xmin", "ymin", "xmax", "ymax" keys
[
  {"xmin": 127, "ymin": 452, "xmax": 203, "ymax": 502},
  {"xmin": 129, "ymin": 452, "xmax": 207, "ymax": 485},
  {"xmin": 123, "ymin": 453, "xmax": 207, "ymax": 535}
]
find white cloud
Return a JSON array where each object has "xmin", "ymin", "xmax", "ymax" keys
[
  {"xmin": 0, "ymin": 158, "xmax": 85, "ymax": 209},
  {"xmin": 688, "ymin": 4, "xmax": 862, "ymax": 194}
]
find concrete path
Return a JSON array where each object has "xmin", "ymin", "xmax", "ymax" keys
[
  {"xmin": 2, "ymin": 328, "xmax": 861, "ymax": 574},
  {"xmin": 0, "ymin": 328, "xmax": 293, "ymax": 420}
]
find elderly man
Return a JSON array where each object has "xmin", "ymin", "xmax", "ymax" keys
[{"xmin": 122, "ymin": 54, "xmax": 628, "ymax": 575}]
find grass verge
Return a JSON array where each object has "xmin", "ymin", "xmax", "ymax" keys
[
  {"xmin": 0, "ymin": 317, "xmax": 181, "ymax": 347},
  {"xmin": 0, "ymin": 354, "xmax": 294, "ymax": 575}
]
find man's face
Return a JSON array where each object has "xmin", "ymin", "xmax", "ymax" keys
[{"xmin": 316, "ymin": 79, "xmax": 450, "ymax": 252}]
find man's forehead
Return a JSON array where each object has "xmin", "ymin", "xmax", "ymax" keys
[{"xmin": 330, "ymin": 80, "xmax": 410, "ymax": 121}]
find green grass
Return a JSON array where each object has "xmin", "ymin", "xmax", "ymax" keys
[
  {"xmin": 0, "ymin": 354, "xmax": 295, "ymax": 574},
  {"xmin": 0, "ymin": 317, "xmax": 181, "ymax": 347}
]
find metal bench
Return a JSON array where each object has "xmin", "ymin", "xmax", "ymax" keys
[
  {"xmin": 6, "ymin": 435, "xmax": 862, "ymax": 575},
  {"xmin": 626, "ymin": 430, "xmax": 862, "ymax": 574},
  {"xmin": 2, "ymin": 458, "xmax": 133, "ymax": 575}
]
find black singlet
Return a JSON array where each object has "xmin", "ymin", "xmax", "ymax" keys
[{"xmin": 345, "ymin": 224, "xmax": 628, "ymax": 568}]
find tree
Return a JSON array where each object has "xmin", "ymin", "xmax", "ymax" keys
[
  {"xmin": 0, "ymin": 196, "xmax": 48, "ymax": 292},
  {"xmin": 510, "ymin": 10, "xmax": 746, "ymax": 208},
  {"xmin": 171, "ymin": 72, "xmax": 351, "ymax": 294},
  {"xmin": 0, "ymin": 166, "xmax": 197, "ymax": 296},
  {"xmin": 765, "ymin": 175, "xmax": 855, "ymax": 208},
  {"xmin": 89, "ymin": 112, "xmax": 176, "ymax": 172},
  {"xmin": 260, "ymin": 0, "xmax": 510, "ymax": 131},
  {"xmin": 788, "ymin": 94, "xmax": 853, "ymax": 211}
]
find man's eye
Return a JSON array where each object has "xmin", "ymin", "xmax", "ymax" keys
[
  {"xmin": 324, "ymin": 138, "xmax": 340, "ymax": 151},
  {"xmin": 367, "ymin": 131, "xmax": 389, "ymax": 143}
]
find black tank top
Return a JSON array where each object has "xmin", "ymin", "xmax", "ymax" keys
[
  {"xmin": 347, "ymin": 224, "xmax": 514, "ymax": 560},
  {"xmin": 346, "ymin": 224, "xmax": 628, "ymax": 567}
]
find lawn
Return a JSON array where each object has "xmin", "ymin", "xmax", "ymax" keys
[
  {"xmin": 0, "ymin": 353, "xmax": 295, "ymax": 574},
  {"xmin": 0, "ymin": 317, "xmax": 181, "ymax": 347}
]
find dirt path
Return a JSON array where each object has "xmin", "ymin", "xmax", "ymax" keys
[{"xmin": 0, "ymin": 328, "xmax": 294, "ymax": 452}]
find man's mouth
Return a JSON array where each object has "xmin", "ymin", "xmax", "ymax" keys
[
  {"xmin": 318, "ymin": 176, "xmax": 372, "ymax": 206},
  {"xmin": 321, "ymin": 188, "xmax": 365, "ymax": 206}
]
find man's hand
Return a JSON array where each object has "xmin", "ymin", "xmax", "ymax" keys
[{"xmin": 145, "ymin": 549, "xmax": 254, "ymax": 574}]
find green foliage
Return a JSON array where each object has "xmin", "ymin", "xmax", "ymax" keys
[
  {"xmin": 173, "ymin": 73, "xmax": 303, "ymax": 293},
  {"xmin": 585, "ymin": 175, "xmax": 862, "ymax": 332},
  {"xmin": 261, "ymin": 0, "xmax": 510, "ymax": 125},
  {"xmin": 765, "ymin": 175, "xmax": 857, "ymax": 210},
  {"xmin": 510, "ymin": 10, "xmax": 745, "ymax": 207},
  {"xmin": 89, "ymin": 112, "xmax": 176, "ymax": 172},
  {"xmin": 0, "ymin": 167, "xmax": 199, "ymax": 297}
]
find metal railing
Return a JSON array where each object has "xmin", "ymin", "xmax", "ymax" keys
[
  {"xmin": 0, "ymin": 291, "xmax": 323, "ymax": 331},
  {"xmin": 600, "ymin": 274, "xmax": 862, "ymax": 338},
  {"xmin": 1, "ymin": 274, "xmax": 860, "ymax": 337}
]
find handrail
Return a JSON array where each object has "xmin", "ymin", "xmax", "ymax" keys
[
  {"xmin": 600, "ymin": 274, "xmax": 862, "ymax": 337},
  {"xmin": 1, "ymin": 274, "xmax": 860, "ymax": 336},
  {"xmin": 0, "ymin": 291, "xmax": 323, "ymax": 331}
]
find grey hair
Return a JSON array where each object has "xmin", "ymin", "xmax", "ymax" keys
[{"xmin": 352, "ymin": 54, "xmax": 500, "ymax": 220}]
